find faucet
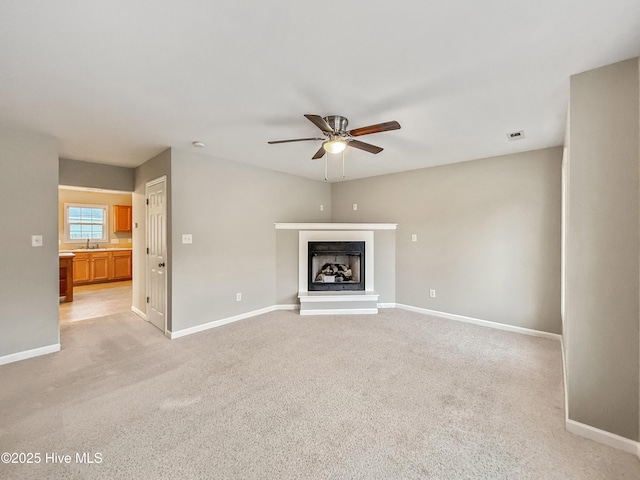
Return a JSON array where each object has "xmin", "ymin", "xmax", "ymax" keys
[{"xmin": 86, "ymin": 238, "xmax": 90, "ymax": 249}]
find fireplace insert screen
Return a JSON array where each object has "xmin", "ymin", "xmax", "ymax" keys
[{"xmin": 308, "ymin": 241, "xmax": 365, "ymax": 291}]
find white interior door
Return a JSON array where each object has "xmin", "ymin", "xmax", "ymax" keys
[{"xmin": 146, "ymin": 176, "xmax": 167, "ymax": 333}]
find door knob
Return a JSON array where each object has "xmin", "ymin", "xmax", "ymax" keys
[{"xmin": 158, "ymin": 262, "xmax": 165, "ymax": 268}]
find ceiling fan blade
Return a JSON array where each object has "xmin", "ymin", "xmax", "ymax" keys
[
  {"xmin": 348, "ymin": 120, "xmax": 401, "ymax": 137},
  {"xmin": 348, "ymin": 139, "xmax": 383, "ymax": 154},
  {"xmin": 311, "ymin": 145, "xmax": 326, "ymax": 160},
  {"xmin": 268, "ymin": 137, "xmax": 324, "ymax": 144},
  {"xmin": 304, "ymin": 114, "xmax": 334, "ymax": 133}
]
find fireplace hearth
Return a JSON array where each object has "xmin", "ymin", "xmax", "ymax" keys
[{"xmin": 308, "ymin": 241, "xmax": 365, "ymax": 291}]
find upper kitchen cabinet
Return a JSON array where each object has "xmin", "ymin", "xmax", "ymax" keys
[{"xmin": 113, "ymin": 205, "xmax": 132, "ymax": 232}]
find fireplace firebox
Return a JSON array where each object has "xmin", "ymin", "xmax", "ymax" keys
[{"xmin": 308, "ymin": 241, "xmax": 365, "ymax": 291}]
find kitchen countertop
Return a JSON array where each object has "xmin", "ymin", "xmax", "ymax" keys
[{"xmin": 59, "ymin": 248, "xmax": 132, "ymax": 253}]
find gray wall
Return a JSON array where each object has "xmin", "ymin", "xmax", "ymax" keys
[
  {"xmin": 373, "ymin": 230, "xmax": 396, "ymax": 305},
  {"xmin": 275, "ymin": 229, "xmax": 300, "ymax": 305},
  {"xmin": 331, "ymin": 148, "xmax": 562, "ymax": 334},
  {"xmin": 566, "ymin": 58, "xmax": 640, "ymax": 440},
  {"xmin": 59, "ymin": 158, "xmax": 134, "ymax": 192},
  {"xmin": 0, "ymin": 126, "xmax": 59, "ymax": 357},
  {"xmin": 133, "ymin": 149, "xmax": 172, "ymax": 328},
  {"xmin": 169, "ymin": 148, "xmax": 331, "ymax": 332}
]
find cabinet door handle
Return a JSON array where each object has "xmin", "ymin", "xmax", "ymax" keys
[{"xmin": 158, "ymin": 262, "xmax": 165, "ymax": 268}]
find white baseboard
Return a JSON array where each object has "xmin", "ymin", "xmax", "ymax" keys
[
  {"xmin": 131, "ymin": 305, "xmax": 147, "ymax": 320},
  {"xmin": 169, "ymin": 305, "xmax": 298, "ymax": 339},
  {"xmin": 395, "ymin": 304, "xmax": 561, "ymax": 341},
  {"xmin": 566, "ymin": 419, "xmax": 640, "ymax": 455},
  {"xmin": 274, "ymin": 304, "xmax": 300, "ymax": 311},
  {"xmin": 560, "ymin": 337, "xmax": 569, "ymax": 424},
  {"xmin": 377, "ymin": 303, "xmax": 396, "ymax": 309},
  {"xmin": 0, "ymin": 343, "xmax": 60, "ymax": 366},
  {"xmin": 300, "ymin": 308, "xmax": 378, "ymax": 316}
]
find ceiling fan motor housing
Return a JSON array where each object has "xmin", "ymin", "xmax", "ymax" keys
[{"xmin": 324, "ymin": 115, "xmax": 349, "ymax": 134}]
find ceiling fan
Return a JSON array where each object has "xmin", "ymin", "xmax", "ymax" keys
[{"xmin": 268, "ymin": 114, "xmax": 401, "ymax": 160}]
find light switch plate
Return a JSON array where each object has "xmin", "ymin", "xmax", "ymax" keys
[
  {"xmin": 411, "ymin": 234, "xmax": 418, "ymax": 242},
  {"xmin": 31, "ymin": 235, "xmax": 43, "ymax": 247},
  {"xmin": 111, "ymin": 239, "xmax": 119, "ymax": 244},
  {"xmin": 182, "ymin": 234, "xmax": 193, "ymax": 244}
]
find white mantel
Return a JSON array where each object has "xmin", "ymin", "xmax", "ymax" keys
[
  {"xmin": 275, "ymin": 223, "xmax": 397, "ymax": 315},
  {"xmin": 275, "ymin": 223, "xmax": 397, "ymax": 230}
]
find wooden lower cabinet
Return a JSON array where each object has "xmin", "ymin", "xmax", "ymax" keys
[
  {"xmin": 91, "ymin": 252, "xmax": 110, "ymax": 282},
  {"xmin": 72, "ymin": 253, "xmax": 92, "ymax": 283},
  {"xmin": 111, "ymin": 250, "xmax": 132, "ymax": 280},
  {"xmin": 59, "ymin": 254, "xmax": 74, "ymax": 302},
  {"xmin": 73, "ymin": 250, "xmax": 132, "ymax": 285}
]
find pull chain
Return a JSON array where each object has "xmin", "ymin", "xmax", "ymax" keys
[
  {"xmin": 324, "ymin": 153, "xmax": 328, "ymax": 181},
  {"xmin": 342, "ymin": 149, "xmax": 345, "ymax": 178}
]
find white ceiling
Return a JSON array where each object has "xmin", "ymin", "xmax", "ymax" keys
[{"xmin": 1, "ymin": 1, "xmax": 639, "ymax": 182}]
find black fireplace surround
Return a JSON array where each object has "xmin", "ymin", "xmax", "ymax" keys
[{"xmin": 308, "ymin": 241, "xmax": 365, "ymax": 291}]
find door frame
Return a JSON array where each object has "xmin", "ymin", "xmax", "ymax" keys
[{"xmin": 145, "ymin": 175, "xmax": 168, "ymax": 335}]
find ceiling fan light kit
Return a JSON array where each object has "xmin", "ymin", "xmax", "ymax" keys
[
  {"xmin": 323, "ymin": 137, "xmax": 347, "ymax": 154},
  {"xmin": 268, "ymin": 114, "xmax": 401, "ymax": 179}
]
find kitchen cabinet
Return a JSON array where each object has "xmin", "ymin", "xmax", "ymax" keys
[
  {"xmin": 72, "ymin": 250, "xmax": 132, "ymax": 285},
  {"xmin": 59, "ymin": 253, "xmax": 74, "ymax": 302},
  {"xmin": 113, "ymin": 205, "xmax": 132, "ymax": 232},
  {"xmin": 91, "ymin": 252, "xmax": 110, "ymax": 282},
  {"xmin": 73, "ymin": 252, "xmax": 91, "ymax": 283},
  {"xmin": 111, "ymin": 250, "xmax": 132, "ymax": 280}
]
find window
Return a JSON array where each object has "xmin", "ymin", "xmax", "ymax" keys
[{"xmin": 64, "ymin": 204, "xmax": 108, "ymax": 243}]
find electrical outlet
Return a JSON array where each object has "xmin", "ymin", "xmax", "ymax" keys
[
  {"xmin": 352, "ymin": 203, "xmax": 358, "ymax": 211},
  {"xmin": 411, "ymin": 234, "xmax": 418, "ymax": 242},
  {"xmin": 111, "ymin": 239, "xmax": 119, "ymax": 244},
  {"xmin": 236, "ymin": 292, "xmax": 242, "ymax": 302},
  {"xmin": 182, "ymin": 234, "xmax": 193, "ymax": 244},
  {"xmin": 429, "ymin": 289, "xmax": 436, "ymax": 298},
  {"xmin": 320, "ymin": 204, "xmax": 324, "ymax": 211}
]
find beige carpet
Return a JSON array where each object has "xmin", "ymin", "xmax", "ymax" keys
[{"xmin": 1, "ymin": 309, "xmax": 639, "ymax": 479}]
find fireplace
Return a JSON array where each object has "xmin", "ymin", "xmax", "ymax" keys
[
  {"xmin": 308, "ymin": 241, "xmax": 365, "ymax": 291},
  {"xmin": 276, "ymin": 224, "xmax": 396, "ymax": 315}
]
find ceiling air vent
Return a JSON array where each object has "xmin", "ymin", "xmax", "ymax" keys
[{"xmin": 506, "ymin": 130, "xmax": 525, "ymax": 141}]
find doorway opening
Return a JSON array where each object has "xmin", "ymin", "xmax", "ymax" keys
[{"xmin": 58, "ymin": 186, "xmax": 133, "ymax": 324}]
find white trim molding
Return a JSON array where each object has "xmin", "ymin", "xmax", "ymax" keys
[
  {"xmin": 298, "ymin": 230, "xmax": 375, "ymax": 292},
  {"xmin": 560, "ymin": 337, "xmax": 569, "ymax": 425},
  {"xmin": 566, "ymin": 419, "xmax": 640, "ymax": 456},
  {"xmin": 377, "ymin": 303, "xmax": 397, "ymax": 309},
  {"xmin": 395, "ymin": 304, "xmax": 562, "ymax": 341},
  {"xmin": 0, "ymin": 343, "xmax": 60, "ymax": 366},
  {"xmin": 300, "ymin": 292, "xmax": 380, "ymax": 303},
  {"xmin": 275, "ymin": 304, "xmax": 300, "ymax": 311},
  {"xmin": 169, "ymin": 305, "xmax": 298, "ymax": 340},
  {"xmin": 131, "ymin": 305, "xmax": 147, "ymax": 320},
  {"xmin": 300, "ymin": 308, "xmax": 378, "ymax": 316},
  {"xmin": 275, "ymin": 223, "xmax": 397, "ymax": 230}
]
